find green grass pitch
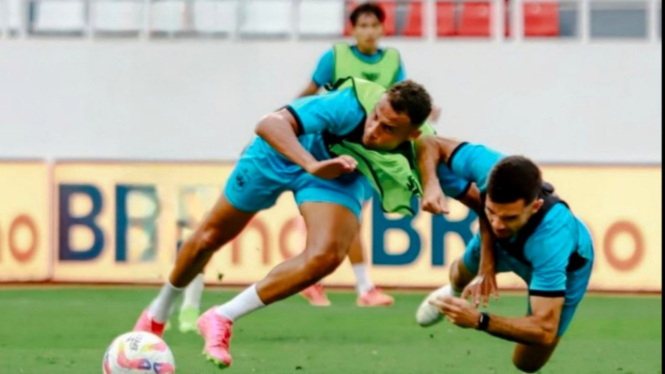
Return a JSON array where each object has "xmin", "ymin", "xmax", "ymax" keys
[{"xmin": 0, "ymin": 288, "xmax": 660, "ymax": 374}]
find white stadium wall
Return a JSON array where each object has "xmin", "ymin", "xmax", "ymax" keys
[{"xmin": 0, "ymin": 40, "xmax": 661, "ymax": 163}]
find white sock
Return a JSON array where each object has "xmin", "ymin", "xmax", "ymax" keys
[
  {"xmin": 442, "ymin": 284, "xmax": 462, "ymax": 297},
  {"xmin": 427, "ymin": 284, "xmax": 458, "ymax": 302},
  {"xmin": 352, "ymin": 264, "xmax": 375, "ymax": 295},
  {"xmin": 149, "ymin": 282, "xmax": 184, "ymax": 323},
  {"xmin": 182, "ymin": 273, "xmax": 205, "ymax": 311},
  {"xmin": 215, "ymin": 284, "xmax": 265, "ymax": 322}
]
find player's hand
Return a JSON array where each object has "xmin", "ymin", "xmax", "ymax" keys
[
  {"xmin": 305, "ymin": 156, "xmax": 358, "ymax": 180},
  {"xmin": 421, "ymin": 187, "xmax": 449, "ymax": 215},
  {"xmin": 429, "ymin": 296, "xmax": 481, "ymax": 329},
  {"xmin": 462, "ymin": 271, "xmax": 499, "ymax": 308}
]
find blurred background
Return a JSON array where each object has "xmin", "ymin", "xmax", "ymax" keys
[{"xmin": 0, "ymin": 1, "xmax": 661, "ymax": 373}]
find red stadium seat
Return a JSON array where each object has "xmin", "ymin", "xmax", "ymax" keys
[
  {"xmin": 436, "ymin": 1, "xmax": 457, "ymax": 36},
  {"xmin": 403, "ymin": 1, "xmax": 424, "ymax": 37},
  {"xmin": 505, "ymin": 0, "xmax": 511, "ymax": 36},
  {"xmin": 505, "ymin": 1, "xmax": 559, "ymax": 37},
  {"xmin": 524, "ymin": 2, "xmax": 559, "ymax": 37},
  {"xmin": 377, "ymin": 1, "xmax": 396, "ymax": 36},
  {"xmin": 458, "ymin": 2, "xmax": 491, "ymax": 37}
]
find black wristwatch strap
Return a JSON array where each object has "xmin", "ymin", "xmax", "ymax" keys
[{"xmin": 477, "ymin": 312, "xmax": 490, "ymax": 331}]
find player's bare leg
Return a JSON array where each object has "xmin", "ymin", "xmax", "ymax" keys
[
  {"xmin": 416, "ymin": 258, "xmax": 475, "ymax": 326},
  {"xmin": 257, "ymin": 202, "xmax": 359, "ymax": 302},
  {"xmin": 299, "ymin": 218, "xmax": 331, "ymax": 307},
  {"xmin": 170, "ymin": 197, "xmax": 255, "ymax": 287},
  {"xmin": 512, "ymin": 338, "xmax": 560, "ymax": 373},
  {"xmin": 301, "ymin": 232, "xmax": 394, "ymax": 307},
  {"xmin": 134, "ymin": 195, "xmax": 255, "ymax": 336},
  {"xmin": 198, "ymin": 202, "xmax": 359, "ymax": 369}
]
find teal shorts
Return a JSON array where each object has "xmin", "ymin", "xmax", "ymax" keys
[{"xmin": 225, "ymin": 148, "xmax": 366, "ymax": 219}]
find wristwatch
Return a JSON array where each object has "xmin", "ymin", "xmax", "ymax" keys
[{"xmin": 476, "ymin": 312, "xmax": 490, "ymax": 331}]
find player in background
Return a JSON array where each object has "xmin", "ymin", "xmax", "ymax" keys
[
  {"xmin": 296, "ymin": 2, "xmax": 440, "ymax": 307},
  {"xmin": 414, "ymin": 136, "xmax": 594, "ymax": 373},
  {"xmin": 134, "ymin": 78, "xmax": 433, "ymax": 369},
  {"xmin": 169, "ymin": 186, "xmax": 218, "ymax": 333}
]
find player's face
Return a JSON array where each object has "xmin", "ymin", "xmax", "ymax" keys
[
  {"xmin": 484, "ymin": 198, "xmax": 544, "ymax": 239},
  {"xmin": 362, "ymin": 96, "xmax": 420, "ymax": 151},
  {"xmin": 353, "ymin": 13, "xmax": 383, "ymax": 52}
]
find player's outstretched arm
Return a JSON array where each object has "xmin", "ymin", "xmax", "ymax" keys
[
  {"xmin": 428, "ymin": 136, "xmax": 467, "ymax": 165},
  {"xmin": 417, "ymin": 137, "xmax": 501, "ymax": 307},
  {"xmin": 415, "ymin": 136, "xmax": 449, "ymax": 214},
  {"xmin": 451, "ymin": 185, "xmax": 499, "ymax": 307},
  {"xmin": 415, "ymin": 135, "xmax": 484, "ymax": 212},
  {"xmin": 255, "ymin": 109, "xmax": 358, "ymax": 180},
  {"xmin": 415, "ymin": 135, "xmax": 442, "ymax": 190},
  {"xmin": 431, "ymin": 295, "xmax": 563, "ymax": 346},
  {"xmin": 461, "ymin": 215, "xmax": 500, "ymax": 308},
  {"xmin": 255, "ymin": 109, "xmax": 319, "ymax": 170},
  {"xmin": 483, "ymin": 295, "xmax": 563, "ymax": 346}
]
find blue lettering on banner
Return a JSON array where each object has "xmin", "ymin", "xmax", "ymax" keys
[
  {"xmin": 430, "ymin": 210, "xmax": 477, "ymax": 266},
  {"xmin": 371, "ymin": 197, "xmax": 422, "ymax": 266},
  {"xmin": 58, "ymin": 184, "xmax": 105, "ymax": 261},
  {"xmin": 371, "ymin": 197, "xmax": 477, "ymax": 267},
  {"xmin": 115, "ymin": 185, "xmax": 159, "ymax": 263}
]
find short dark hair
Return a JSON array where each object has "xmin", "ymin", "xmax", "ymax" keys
[
  {"xmin": 487, "ymin": 156, "xmax": 542, "ymax": 204},
  {"xmin": 350, "ymin": 2, "xmax": 385, "ymax": 26},
  {"xmin": 386, "ymin": 80, "xmax": 432, "ymax": 127}
]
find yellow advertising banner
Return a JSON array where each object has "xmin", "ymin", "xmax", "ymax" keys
[
  {"xmin": 52, "ymin": 162, "xmax": 662, "ymax": 292},
  {"xmin": 0, "ymin": 162, "xmax": 50, "ymax": 281},
  {"xmin": 53, "ymin": 162, "xmax": 232, "ymax": 282},
  {"xmin": 542, "ymin": 166, "xmax": 662, "ymax": 292}
]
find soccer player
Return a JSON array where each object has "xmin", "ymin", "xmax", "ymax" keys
[
  {"xmin": 299, "ymin": 2, "xmax": 406, "ymax": 97},
  {"xmin": 134, "ymin": 77, "xmax": 433, "ymax": 369},
  {"xmin": 297, "ymin": 2, "xmax": 439, "ymax": 307},
  {"xmin": 414, "ymin": 136, "xmax": 594, "ymax": 373},
  {"xmin": 169, "ymin": 3, "xmax": 411, "ymax": 314}
]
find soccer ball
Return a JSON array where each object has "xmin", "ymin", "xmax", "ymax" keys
[{"xmin": 102, "ymin": 331, "xmax": 176, "ymax": 374}]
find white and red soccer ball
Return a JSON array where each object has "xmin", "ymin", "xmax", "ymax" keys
[{"xmin": 103, "ymin": 331, "xmax": 175, "ymax": 374}]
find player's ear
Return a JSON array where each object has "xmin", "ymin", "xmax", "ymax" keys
[
  {"xmin": 531, "ymin": 198, "xmax": 544, "ymax": 213},
  {"xmin": 408, "ymin": 128, "xmax": 421, "ymax": 141}
]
